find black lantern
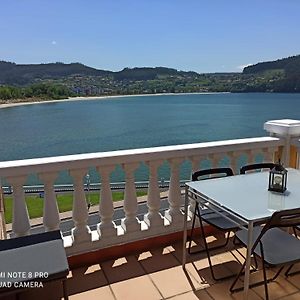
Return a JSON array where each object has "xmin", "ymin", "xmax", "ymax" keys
[{"xmin": 268, "ymin": 160, "xmax": 288, "ymax": 193}]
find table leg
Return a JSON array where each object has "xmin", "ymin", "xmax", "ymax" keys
[
  {"xmin": 182, "ymin": 185, "xmax": 189, "ymax": 268},
  {"xmin": 62, "ymin": 278, "xmax": 69, "ymax": 300},
  {"xmin": 243, "ymin": 221, "xmax": 253, "ymax": 299}
]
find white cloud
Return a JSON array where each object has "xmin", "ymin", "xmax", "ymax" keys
[
  {"xmin": 237, "ymin": 63, "xmax": 252, "ymax": 70},
  {"xmin": 51, "ymin": 40, "xmax": 57, "ymax": 45}
]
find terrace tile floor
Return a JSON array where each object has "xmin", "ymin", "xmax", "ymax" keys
[{"xmin": 10, "ymin": 233, "xmax": 300, "ymax": 300}]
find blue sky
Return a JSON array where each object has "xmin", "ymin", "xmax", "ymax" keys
[{"xmin": 0, "ymin": 0, "xmax": 299, "ymax": 73}]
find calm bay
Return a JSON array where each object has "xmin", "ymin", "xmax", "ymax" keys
[{"xmin": 1, "ymin": 93, "xmax": 300, "ymax": 183}]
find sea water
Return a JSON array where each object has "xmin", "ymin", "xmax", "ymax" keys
[{"xmin": 1, "ymin": 93, "xmax": 300, "ymax": 183}]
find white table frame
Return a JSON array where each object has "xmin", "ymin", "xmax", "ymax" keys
[{"xmin": 182, "ymin": 169, "xmax": 300, "ymax": 299}]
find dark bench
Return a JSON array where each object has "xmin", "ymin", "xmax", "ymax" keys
[{"xmin": 0, "ymin": 230, "xmax": 69, "ymax": 299}]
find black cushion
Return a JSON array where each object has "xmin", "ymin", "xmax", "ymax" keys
[
  {"xmin": 202, "ymin": 212, "xmax": 241, "ymax": 231},
  {"xmin": 0, "ymin": 230, "xmax": 62, "ymax": 251},
  {"xmin": 0, "ymin": 231, "xmax": 69, "ymax": 292},
  {"xmin": 195, "ymin": 204, "xmax": 242, "ymax": 230}
]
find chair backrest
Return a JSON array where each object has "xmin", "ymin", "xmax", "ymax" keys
[
  {"xmin": 192, "ymin": 167, "xmax": 234, "ymax": 182},
  {"xmin": 265, "ymin": 208, "xmax": 300, "ymax": 230},
  {"xmin": 252, "ymin": 208, "xmax": 300, "ymax": 251},
  {"xmin": 240, "ymin": 163, "xmax": 275, "ymax": 175}
]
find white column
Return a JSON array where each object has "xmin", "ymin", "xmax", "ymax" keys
[
  {"xmin": 0, "ymin": 182, "xmax": 7, "ymax": 240},
  {"xmin": 246, "ymin": 149, "xmax": 255, "ymax": 165},
  {"xmin": 144, "ymin": 160, "xmax": 164, "ymax": 229},
  {"xmin": 96, "ymin": 165, "xmax": 117, "ymax": 238},
  {"xmin": 190, "ymin": 156, "xmax": 203, "ymax": 174},
  {"xmin": 70, "ymin": 169, "xmax": 92, "ymax": 243},
  {"xmin": 295, "ymin": 145, "xmax": 300, "ymax": 169},
  {"xmin": 7, "ymin": 176, "xmax": 30, "ymax": 237},
  {"xmin": 165, "ymin": 158, "xmax": 184, "ymax": 224},
  {"xmin": 39, "ymin": 172, "xmax": 60, "ymax": 231},
  {"xmin": 262, "ymin": 147, "xmax": 276, "ymax": 162},
  {"xmin": 264, "ymin": 119, "xmax": 300, "ymax": 166},
  {"xmin": 209, "ymin": 153, "xmax": 222, "ymax": 169},
  {"xmin": 228, "ymin": 151, "xmax": 241, "ymax": 174},
  {"xmin": 121, "ymin": 163, "xmax": 141, "ymax": 233}
]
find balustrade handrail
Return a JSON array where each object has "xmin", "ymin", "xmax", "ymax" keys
[{"xmin": 0, "ymin": 136, "xmax": 283, "ymax": 178}]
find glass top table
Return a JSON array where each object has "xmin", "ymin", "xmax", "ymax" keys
[{"xmin": 182, "ymin": 168, "xmax": 300, "ymax": 299}]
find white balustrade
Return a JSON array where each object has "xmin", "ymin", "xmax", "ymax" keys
[
  {"xmin": 144, "ymin": 160, "xmax": 164, "ymax": 229},
  {"xmin": 7, "ymin": 176, "xmax": 30, "ymax": 237},
  {"xmin": 0, "ymin": 129, "xmax": 288, "ymax": 255},
  {"xmin": 121, "ymin": 163, "xmax": 141, "ymax": 233},
  {"xmin": 70, "ymin": 169, "xmax": 92, "ymax": 244},
  {"xmin": 39, "ymin": 172, "xmax": 60, "ymax": 231},
  {"xmin": 96, "ymin": 165, "xmax": 117, "ymax": 238}
]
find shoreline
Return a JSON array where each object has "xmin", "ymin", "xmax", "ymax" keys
[{"xmin": 0, "ymin": 92, "xmax": 230, "ymax": 109}]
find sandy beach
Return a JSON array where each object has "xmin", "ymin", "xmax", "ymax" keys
[{"xmin": 0, "ymin": 92, "xmax": 229, "ymax": 109}]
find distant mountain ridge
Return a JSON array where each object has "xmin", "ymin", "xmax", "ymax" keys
[
  {"xmin": 1, "ymin": 54, "xmax": 300, "ymax": 99},
  {"xmin": 0, "ymin": 61, "xmax": 199, "ymax": 85},
  {"xmin": 243, "ymin": 55, "xmax": 300, "ymax": 75},
  {"xmin": 114, "ymin": 67, "xmax": 199, "ymax": 81},
  {"xmin": 0, "ymin": 61, "xmax": 111, "ymax": 85},
  {"xmin": 242, "ymin": 54, "xmax": 300, "ymax": 92}
]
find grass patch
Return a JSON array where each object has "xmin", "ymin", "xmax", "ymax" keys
[{"xmin": 4, "ymin": 191, "xmax": 147, "ymax": 224}]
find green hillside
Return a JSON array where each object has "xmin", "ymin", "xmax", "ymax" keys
[
  {"xmin": 0, "ymin": 61, "xmax": 111, "ymax": 85},
  {"xmin": 1, "ymin": 54, "xmax": 300, "ymax": 103},
  {"xmin": 113, "ymin": 67, "xmax": 199, "ymax": 81},
  {"xmin": 0, "ymin": 62, "xmax": 198, "ymax": 85},
  {"xmin": 241, "ymin": 55, "xmax": 300, "ymax": 92},
  {"xmin": 243, "ymin": 55, "xmax": 300, "ymax": 75}
]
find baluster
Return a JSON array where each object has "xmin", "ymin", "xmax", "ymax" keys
[
  {"xmin": 295, "ymin": 146, "xmax": 300, "ymax": 169},
  {"xmin": 262, "ymin": 147, "xmax": 275, "ymax": 162},
  {"xmin": 96, "ymin": 165, "xmax": 117, "ymax": 238},
  {"xmin": 39, "ymin": 172, "xmax": 60, "ymax": 231},
  {"xmin": 209, "ymin": 154, "xmax": 222, "ymax": 169},
  {"xmin": 144, "ymin": 160, "xmax": 164, "ymax": 229},
  {"xmin": 121, "ymin": 163, "xmax": 141, "ymax": 233},
  {"xmin": 190, "ymin": 156, "xmax": 203, "ymax": 174},
  {"xmin": 7, "ymin": 176, "xmax": 30, "ymax": 237},
  {"xmin": 165, "ymin": 158, "xmax": 184, "ymax": 224},
  {"xmin": 246, "ymin": 149, "xmax": 256, "ymax": 165},
  {"xmin": 0, "ymin": 183, "xmax": 7, "ymax": 239},
  {"xmin": 227, "ymin": 151, "xmax": 241, "ymax": 174},
  {"xmin": 70, "ymin": 169, "xmax": 91, "ymax": 243}
]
